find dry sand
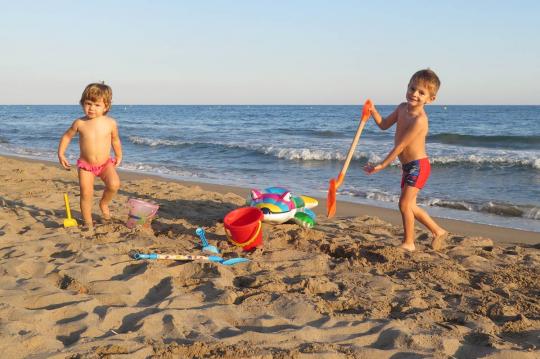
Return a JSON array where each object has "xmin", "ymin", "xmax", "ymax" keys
[{"xmin": 0, "ymin": 155, "xmax": 538, "ymax": 358}]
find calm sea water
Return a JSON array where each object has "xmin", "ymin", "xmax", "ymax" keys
[{"xmin": 1, "ymin": 105, "xmax": 539, "ymax": 233}]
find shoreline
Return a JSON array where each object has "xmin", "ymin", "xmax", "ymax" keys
[{"xmin": 3, "ymin": 154, "xmax": 538, "ymax": 245}]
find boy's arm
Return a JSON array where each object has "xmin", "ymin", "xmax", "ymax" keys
[
  {"xmin": 371, "ymin": 103, "xmax": 401, "ymax": 130},
  {"xmin": 111, "ymin": 120, "xmax": 123, "ymax": 166},
  {"xmin": 57, "ymin": 120, "xmax": 80, "ymax": 169},
  {"xmin": 364, "ymin": 118, "xmax": 425, "ymax": 174}
]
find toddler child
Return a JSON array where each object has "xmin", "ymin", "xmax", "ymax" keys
[{"xmin": 58, "ymin": 83, "xmax": 122, "ymax": 232}]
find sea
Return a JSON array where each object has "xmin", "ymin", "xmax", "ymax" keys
[{"xmin": 1, "ymin": 105, "xmax": 539, "ymax": 233}]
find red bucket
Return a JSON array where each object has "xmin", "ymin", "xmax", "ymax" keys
[{"xmin": 224, "ymin": 207, "xmax": 264, "ymax": 251}]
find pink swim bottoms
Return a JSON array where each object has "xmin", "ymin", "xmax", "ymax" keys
[{"xmin": 77, "ymin": 158, "xmax": 115, "ymax": 176}]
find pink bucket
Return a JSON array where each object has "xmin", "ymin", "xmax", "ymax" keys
[{"xmin": 126, "ymin": 198, "xmax": 159, "ymax": 229}]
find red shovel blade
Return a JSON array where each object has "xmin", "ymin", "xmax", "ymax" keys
[
  {"xmin": 361, "ymin": 99, "xmax": 373, "ymax": 121},
  {"xmin": 327, "ymin": 177, "xmax": 337, "ymax": 218}
]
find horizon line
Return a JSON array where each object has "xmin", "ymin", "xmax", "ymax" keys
[{"xmin": 1, "ymin": 103, "xmax": 539, "ymax": 106}]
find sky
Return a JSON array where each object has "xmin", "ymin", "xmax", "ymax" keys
[{"xmin": 1, "ymin": 0, "xmax": 539, "ymax": 105}]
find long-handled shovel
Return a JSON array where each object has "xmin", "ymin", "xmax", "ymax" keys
[
  {"xmin": 130, "ymin": 252, "xmax": 250, "ymax": 266},
  {"xmin": 63, "ymin": 193, "xmax": 78, "ymax": 227},
  {"xmin": 327, "ymin": 99, "xmax": 372, "ymax": 218}
]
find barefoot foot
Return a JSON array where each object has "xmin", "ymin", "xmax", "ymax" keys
[
  {"xmin": 431, "ymin": 231, "xmax": 448, "ymax": 251},
  {"xmin": 81, "ymin": 225, "xmax": 95, "ymax": 238},
  {"xmin": 99, "ymin": 201, "xmax": 111, "ymax": 220},
  {"xmin": 399, "ymin": 242, "xmax": 416, "ymax": 252}
]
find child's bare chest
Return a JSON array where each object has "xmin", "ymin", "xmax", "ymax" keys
[
  {"xmin": 394, "ymin": 115, "xmax": 415, "ymax": 139},
  {"xmin": 79, "ymin": 121, "xmax": 111, "ymax": 139}
]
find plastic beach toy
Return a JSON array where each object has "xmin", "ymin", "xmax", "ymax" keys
[
  {"xmin": 248, "ymin": 187, "xmax": 318, "ymax": 228},
  {"xmin": 224, "ymin": 207, "xmax": 264, "ymax": 251},
  {"xmin": 63, "ymin": 193, "xmax": 78, "ymax": 228},
  {"xmin": 327, "ymin": 99, "xmax": 372, "ymax": 218},
  {"xmin": 130, "ymin": 251, "xmax": 249, "ymax": 266},
  {"xmin": 126, "ymin": 198, "xmax": 159, "ymax": 229},
  {"xmin": 196, "ymin": 227, "xmax": 220, "ymax": 254}
]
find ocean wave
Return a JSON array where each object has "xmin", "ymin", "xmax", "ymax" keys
[
  {"xmin": 128, "ymin": 136, "xmax": 539, "ymax": 169},
  {"xmin": 430, "ymin": 154, "xmax": 540, "ymax": 169},
  {"xmin": 0, "ymin": 143, "xmax": 57, "ymax": 159},
  {"xmin": 128, "ymin": 135, "xmax": 372, "ymax": 162},
  {"xmin": 276, "ymin": 128, "xmax": 346, "ymax": 138},
  {"xmin": 120, "ymin": 162, "xmax": 203, "ymax": 179},
  {"xmin": 270, "ymin": 145, "xmax": 540, "ymax": 169},
  {"xmin": 129, "ymin": 136, "xmax": 191, "ymax": 147},
  {"xmin": 344, "ymin": 188, "xmax": 540, "ymax": 220},
  {"xmin": 258, "ymin": 146, "xmax": 371, "ymax": 161},
  {"xmin": 344, "ymin": 189, "xmax": 401, "ymax": 203},
  {"xmin": 430, "ymin": 133, "xmax": 540, "ymax": 150},
  {"xmin": 429, "ymin": 199, "xmax": 540, "ymax": 220}
]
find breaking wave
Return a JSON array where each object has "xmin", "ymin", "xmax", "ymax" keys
[
  {"xmin": 430, "ymin": 133, "xmax": 540, "ymax": 150},
  {"xmin": 344, "ymin": 188, "xmax": 540, "ymax": 220}
]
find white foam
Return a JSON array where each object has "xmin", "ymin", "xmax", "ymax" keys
[
  {"xmin": 121, "ymin": 162, "xmax": 202, "ymax": 178},
  {"xmin": 429, "ymin": 152, "xmax": 540, "ymax": 168},
  {"xmin": 129, "ymin": 136, "xmax": 188, "ymax": 147},
  {"xmin": 259, "ymin": 146, "xmax": 344, "ymax": 161},
  {"xmin": 0, "ymin": 143, "xmax": 58, "ymax": 160}
]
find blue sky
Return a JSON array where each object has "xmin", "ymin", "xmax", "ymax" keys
[{"xmin": 1, "ymin": 1, "xmax": 539, "ymax": 105}]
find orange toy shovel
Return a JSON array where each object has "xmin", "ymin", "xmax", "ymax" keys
[{"xmin": 327, "ymin": 99, "xmax": 373, "ymax": 218}]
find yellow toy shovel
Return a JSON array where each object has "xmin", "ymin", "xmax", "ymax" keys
[{"xmin": 63, "ymin": 193, "xmax": 78, "ymax": 227}]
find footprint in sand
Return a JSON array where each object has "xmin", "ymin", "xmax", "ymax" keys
[
  {"xmin": 56, "ymin": 325, "xmax": 88, "ymax": 347},
  {"xmin": 57, "ymin": 274, "xmax": 89, "ymax": 294},
  {"xmin": 50, "ymin": 250, "xmax": 77, "ymax": 259},
  {"xmin": 110, "ymin": 262, "xmax": 148, "ymax": 281},
  {"xmin": 136, "ymin": 277, "xmax": 173, "ymax": 307}
]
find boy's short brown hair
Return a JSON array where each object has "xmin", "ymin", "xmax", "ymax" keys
[
  {"xmin": 80, "ymin": 83, "xmax": 113, "ymax": 113},
  {"xmin": 409, "ymin": 69, "xmax": 440, "ymax": 97}
]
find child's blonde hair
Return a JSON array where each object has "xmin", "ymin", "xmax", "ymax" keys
[
  {"xmin": 409, "ymin": 69, "xmax": 440, "ymax": 97},
  {"xmin": 80, "ymin": 83, "xmax": 113, "ymax": 113}
]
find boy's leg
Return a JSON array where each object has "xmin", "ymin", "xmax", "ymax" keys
[
  {"xmin": 78, "ymin": 169, "xmax": 95, "ymax": 228},
  {"xmin": 98, "ymin": 164, "xmax": 120, "ymax": 220},
  {"xmin": 411, "ymin": 204, "xmax": 448, "ymax": 249},
  {"xmin": 399, "ymin": 185, "xmax": 419, "ymax": 251},
  {"xmin": 399, "ymin": 185, "xmax": 448, "ymax": 250}
]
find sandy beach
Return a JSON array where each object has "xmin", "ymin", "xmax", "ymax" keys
[{"xmin": 0, "ymin": 154, "xmax": 538, "ymax": 358}]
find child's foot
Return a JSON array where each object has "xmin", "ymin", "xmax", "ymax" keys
[
  {"xmin": 399, "ymin": 242, "xmax": 416, "ymax": 252},
  {"xmin": 99, "ymin": 216, "xmax": 112, "ymax": 224},
  {"xmin": 431, "ymin": 231, "xmax": 448, "ymax": 251},
  {"xmin": 81, "ymin": 225, "xmax": 95, "ymax": 238},
  {"xmin": 99, "ymin": 201, "xmax": 111, "ymax": 220}
]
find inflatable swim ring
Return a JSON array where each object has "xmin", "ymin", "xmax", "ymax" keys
[{"xmin": 249, "ymin": 187, "xmax": 318, "ymax": 228}]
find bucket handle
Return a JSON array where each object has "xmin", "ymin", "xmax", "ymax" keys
[
  {"xmin": 225, "ymin": 221, "xmax": 262, "ymax": 248},
  {"xmin": 128, "ymin": 208, "xmax": 158, "ymax": 219}
]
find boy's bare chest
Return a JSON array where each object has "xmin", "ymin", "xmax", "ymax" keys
[{"xmin": 395, "ymin": 116, "xmax": 415, "ymax": 138}]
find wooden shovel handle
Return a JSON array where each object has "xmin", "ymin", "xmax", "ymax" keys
[{"xmin": 336, "ymin": 99, "xmax": 372, "ymax": 187}]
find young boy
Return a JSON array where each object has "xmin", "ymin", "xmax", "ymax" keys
[
  {"xmin": 58, "ymin": 83, "xmax": 122, "ymax": 232},
  {"xmin": 364, "ymin": 69, "xmax": 448, "ymax": 251}
]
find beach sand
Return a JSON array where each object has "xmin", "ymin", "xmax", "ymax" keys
[{"xmin": 0, "ymin": 155, "xmax": 538, "ymax": 358}]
